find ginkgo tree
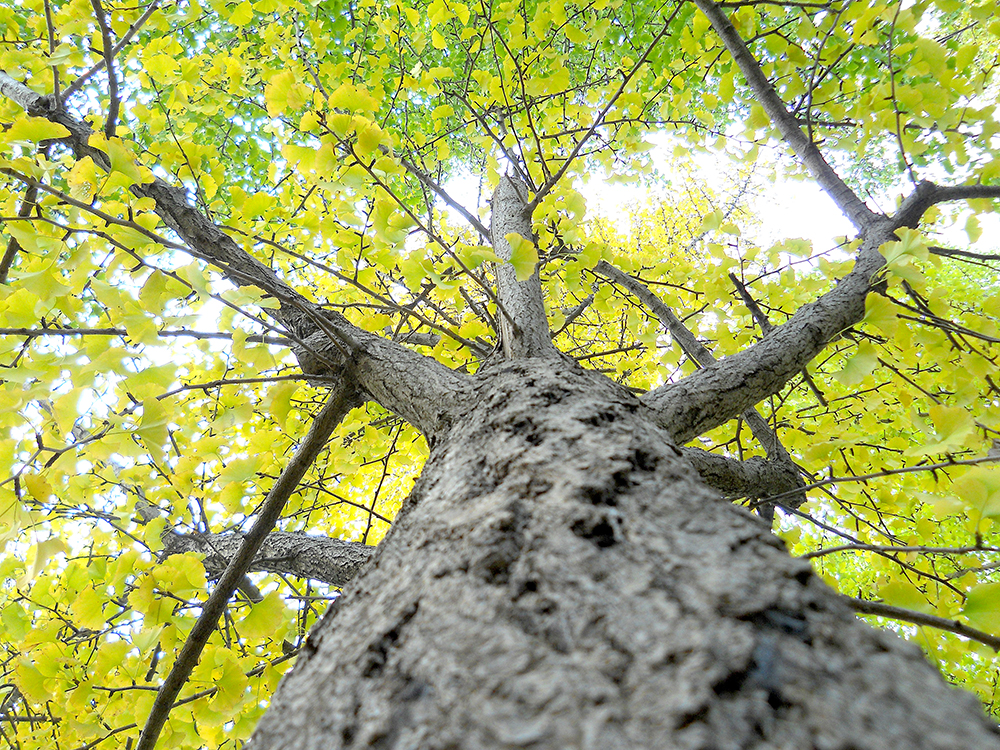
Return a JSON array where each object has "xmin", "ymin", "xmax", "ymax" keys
[{"xmin": 2, "ymin": 0, "xmax": 1000, "ymax": 746}]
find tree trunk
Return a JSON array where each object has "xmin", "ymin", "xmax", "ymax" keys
[{"xmin": 249, "ymin": 357, "xmax": 999, "ymax": 750}]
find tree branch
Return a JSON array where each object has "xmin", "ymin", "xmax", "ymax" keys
[
  {"xmin": 135, "ymin": 385, "xmax": 358, "ymax": 750},
  {"xmin": 692, "ymin": 0, "xmax": 879, "ymax": 230},
  {"xmin": 594, "ymin": 260, "xmax": 806, "ymax": 516},
  {"xmin": 163, "ymin": 529, "xmax": 373, "ymax": 588},
  {"xmin": 398, "ymin": 155, "xmax": 491, "ymax": 239},
  {"xmin": 88, "ymin": 0, "xmax": 120, "ymax": 138},
  {"xmin": 0, "ymin": 182, "xmax": 37, "ymax": 284},
  {"xmin": 524, "ymin": 12, "xmax": 679, "ymax": 214},
  {"xmin": 892, "ymin": 181, "xmax": 1000, "ymax": 230},
  {"xmin": 929, "ymin": 246, "xmax": 1000, "ymax": 263},
  {"xmin": 60, "ymin": 0, "xmax": 162, "ymax": 102},
  {"xmin": 728, "ymin": 271, "xmax": 827, "ymax": 407},
  {"xmin": 837, "ymin": 594, "xmax": 1000, "ymax": 652},
  {"xmin": 680, "ymin": 447, "xmax": 803, "ymax": 503},
  {"xmin": 639, "ymin": 221, "xmax": 892, "ymax": 442}
]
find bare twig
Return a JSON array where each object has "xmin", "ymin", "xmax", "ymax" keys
[
  {"xmin": 0, "ymin": 183, "xmax": 37, "ymax": 283},
  {"xmin": 61, "ymin": 0, "xmax": 162, "ymax": 101},
  {"xmin": 43, "ymin": 0, "xmax": 59, "ymax": 98},
  {"xmin": 89, "ymin": 0, "xmax": 120, "ymax": 138},
  {"xmin": 768, "ymin": 453, "xmax": 1000, "ymax": 505},
  {"xmin": 729, "ymin": 271, "xmax": 827, "ymax": 406},
  {"xmin": 838, "ymin": 594, "xmax": 1000, "ymax": 652},
  {"xmin": 804, "ymin": 543, "xmax": 999, "ymax": 560}
]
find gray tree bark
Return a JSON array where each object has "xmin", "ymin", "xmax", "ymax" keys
[{"xmin": 249, "ymin": 356, "xmax": 1000, "ymax": 750}]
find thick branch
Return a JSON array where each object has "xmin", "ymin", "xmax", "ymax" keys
[
  {"xmin": 0, "ymin": 71, "xmax": 470, "ymax": 437},
  {"xmin": 693, "ymin": 0, "xmax": 879, "ymax": 230},
  {"xmin": 680, "ymin": 447, "xmax": 803, "ymax": 502},
  {"xmin": 163, "ymin": 529, "xmax": 372, "ymax": 588},
  {"xmin": 489, "ymin": 175, "xmax": 555, "ymax": 358},
  {"xmin": 136, "ymin": 385, "xmax": 357, "ymax": 750},
  {"xmin": 595, "ymin": 261, "xmax": 806, "ymax": 512},
  {"xmin": 640, "ymin": 225, "xmax": 893, "ymax": 443},
  {"xmin": 892, "ymin": 181, "xmax": 1000, "ymax": 230}
]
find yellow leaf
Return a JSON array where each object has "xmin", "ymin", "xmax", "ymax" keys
[
  {"xmin": 328, "ymin": 83, "xmax": 379, "ymax": 113},
  {"xmin": 906, "ymin": 405, "xmax": 975, "ymax": 456},
  {"xmin": 70, "ymin": 584, "xmax": 107, "ymax": 630},
  {"xmin": 832, "ymin": 340, "xmax": 878, "ymax": 386},
  {"xmin": 23, "ymin": 473, "xmax": 52, "ymax": 502},
  {"xmin": 700, "ymin": 210, "xmax": 723, "ymax": 233},
  {"xmin": 267, "ymin": 381, "xmax": 300, "ymax": 429},
  {"xmin": 963, "ymin": 581, "xmax": 1000, "ymax": 632},
  {"xmin": 229, "ymin": 0, "xmax": 253, "ymax": 25},
  {"xmin": 105, "ymin": 138, "xmax": 143, "ymax": 182},
  {"xmin": 4, "ymin": 116, "xmax": 70, "ymax": 143},
  {"xmin": 505, "ymin": 232, "xmax": 539, "ymax": 281},
  {"xmin": 20, "ymin": 536, "xmax": 68, "ymax": 585},
  {"xmin": 356, "ymin": 122, "xmax": 383, "ymax": 156}
]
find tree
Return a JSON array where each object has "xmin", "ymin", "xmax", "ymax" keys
[{"xmin": 2, "ymin": 0, "xmax": 1000, "ymax": 747}]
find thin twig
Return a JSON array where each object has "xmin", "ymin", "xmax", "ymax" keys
[
  {"xmin": 43, "ymin": 0, "xmax": 59, "ymax": 98},
  {"xmin": 729, "ymin": 271, "xmax": 827, "ymax": 406},
  {"xmin": 769, "ymin": 453, "xmax": 1000, "ymax": 505},
  {"xmin": 838, "ymin": 594, "xmax": 1000, "ymax": 652},
  {"xmin": 804, "ymin": 543, "xmax": 999, "ymax": 560},
  {"xmin": 526, "ymin": 11, "xmax": 681, "ymax": 214},
  {"xmin": 0, "ymin": 183, "xmax": 37, "ymax": 283}
]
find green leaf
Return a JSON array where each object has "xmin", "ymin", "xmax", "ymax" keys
[
  {"xmin": 240, "ymin": 591, "xmax": 287, "ymax": 640},
  {"xmin": 700, "ymin": 210, "xmax": 723, "ymax": 232}
]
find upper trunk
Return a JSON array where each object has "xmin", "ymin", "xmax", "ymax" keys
[
  {"xmin": 249, "ymin": 357, "xmax": 999, "ymax": 750},
  {"xmin": 489, "ymin": 175, "xmax": 555, "ymax": 359}
]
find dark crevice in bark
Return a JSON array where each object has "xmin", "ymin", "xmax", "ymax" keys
[
  {"xmin": 362, "ymin": 602, "xmax": 420, "ymax": 679},
  {"xmin": 250, "ymin": 357, "xmax": 1000, "ymax": 750}
]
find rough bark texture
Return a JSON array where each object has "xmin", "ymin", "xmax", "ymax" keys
[
  {"xmin": 249, "ymin": 357, "xmax": 999, "ymax": 750},
  {"xmin": 163, "ymin": 530, "xmax": 372, "ymax": 588}
]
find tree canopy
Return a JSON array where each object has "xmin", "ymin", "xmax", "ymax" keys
[{"xmin": 1, "ymin": 0, "xmax": 1000, "ymax": 746}]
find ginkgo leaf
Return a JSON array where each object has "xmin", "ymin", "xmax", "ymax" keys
[
  {"xmin": 963, "ymin": 582, "xmax": 1000, "ymax": 632},
  {"xmin": 832, "ymin": 340, "xmax": 878, "ymax": 386},
  {"xmin": 863, "ymin": 294, "xmax": 898, "ymax": 336},
  {"xmin": 700, "ymin": 210, "xmax": 723, "ymax": 232},
  {"xmin": 505, "ymin": 232, "xmax": 539, "ymax": 281},
  {"xmin": 19, "ymin": 536, "xmax": 68, "ymax": 586},
  {"xmin": 905, "ymin": 404, "xmax": 975, "ymax": 456},
  {"xmin": 22, "ymin": 473, "xmax": 52, "ymax": 502},
  {"xmin": 240, "ymin": 591, "xmax": 288, "ymax": 641},
  {"xmin": 267, "ymin": 382, "xmax": 300, "ymax": 429},
  {"xmin": 70, "ymin": 584, "xmax": 106, "ymax": 630},
  {"xmin": 4, "ymin": 116, "xmax": 70, "ymax": 143}
]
